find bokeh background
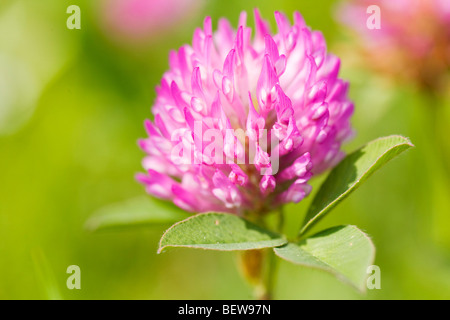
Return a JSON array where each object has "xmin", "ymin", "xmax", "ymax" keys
[{"xmin": 1, "ymin": 0, "xmax": 450, "ymax": 299}]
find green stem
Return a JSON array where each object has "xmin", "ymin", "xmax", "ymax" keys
[
  {"xmin": 262, "ymin": 206, "xmax": 285, "ymax": 300},
  {"xmin": 239, "ymin": 207, "xmax": 285, "ymax": 300},
  {"xmin": 276, "ymin": 206, "xmax": 285, "ymax": 234},
  {"xmin": 263, "ymin": 249, "xmax": 277, "ymax": 300}
]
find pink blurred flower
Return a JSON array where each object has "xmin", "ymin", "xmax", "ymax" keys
[
  {"xmin": 137, "ymin": 11, "xmax": 354, "ymax": 215},
  {"xmin": 338, "ymin": 0, "xmax": 450, "ymax": 91},
  {"xmin": 101, "ymin": 0, "xmax": 203, "ymax": 42}
]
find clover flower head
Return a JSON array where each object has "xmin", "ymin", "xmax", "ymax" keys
[
  {"xmin": 101, "ymin": 0, "xmax": 202, "ymax": 41},
  {"xmin": 137, "ymin": 10, "xmax": 354, "ymax": 215},
  {"xmin": 338, "ymin": 0, "xmax": 450, "ymax": 90}
]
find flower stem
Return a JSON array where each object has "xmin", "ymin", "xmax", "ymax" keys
[
  {"xmin": 238, "ymin": 249, "xmax": 267, "ymax": 299},
  {"xmin": 262, "ymin": 206, "xmax": 285, "ymax": 299},
  {"xmin": 262, "ymin": 249, "xmax": 277, "ymax": 300},
  {"xmin": 239, "ymin": 207, "xmax": 285, "ymax": 300}
]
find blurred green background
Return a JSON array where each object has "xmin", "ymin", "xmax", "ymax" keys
[{"xmin": 1, "ymin": 0, "xmax": 449, "ymax": 299}]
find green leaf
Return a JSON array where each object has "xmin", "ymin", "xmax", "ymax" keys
[
  {"xmin": 85, "ymin": 196, "xmax": 189, "ymax": 231},
  {"xmin": 158, "ymin": 212, "xmax": 287, "ymax": 253},
  {"xmin": 274, "ymin": 225, "xmax": 375, "ymax": 292},
  {"xmin": 300, "ymin": 135, "xmax": 413, "ymax": 235}
]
